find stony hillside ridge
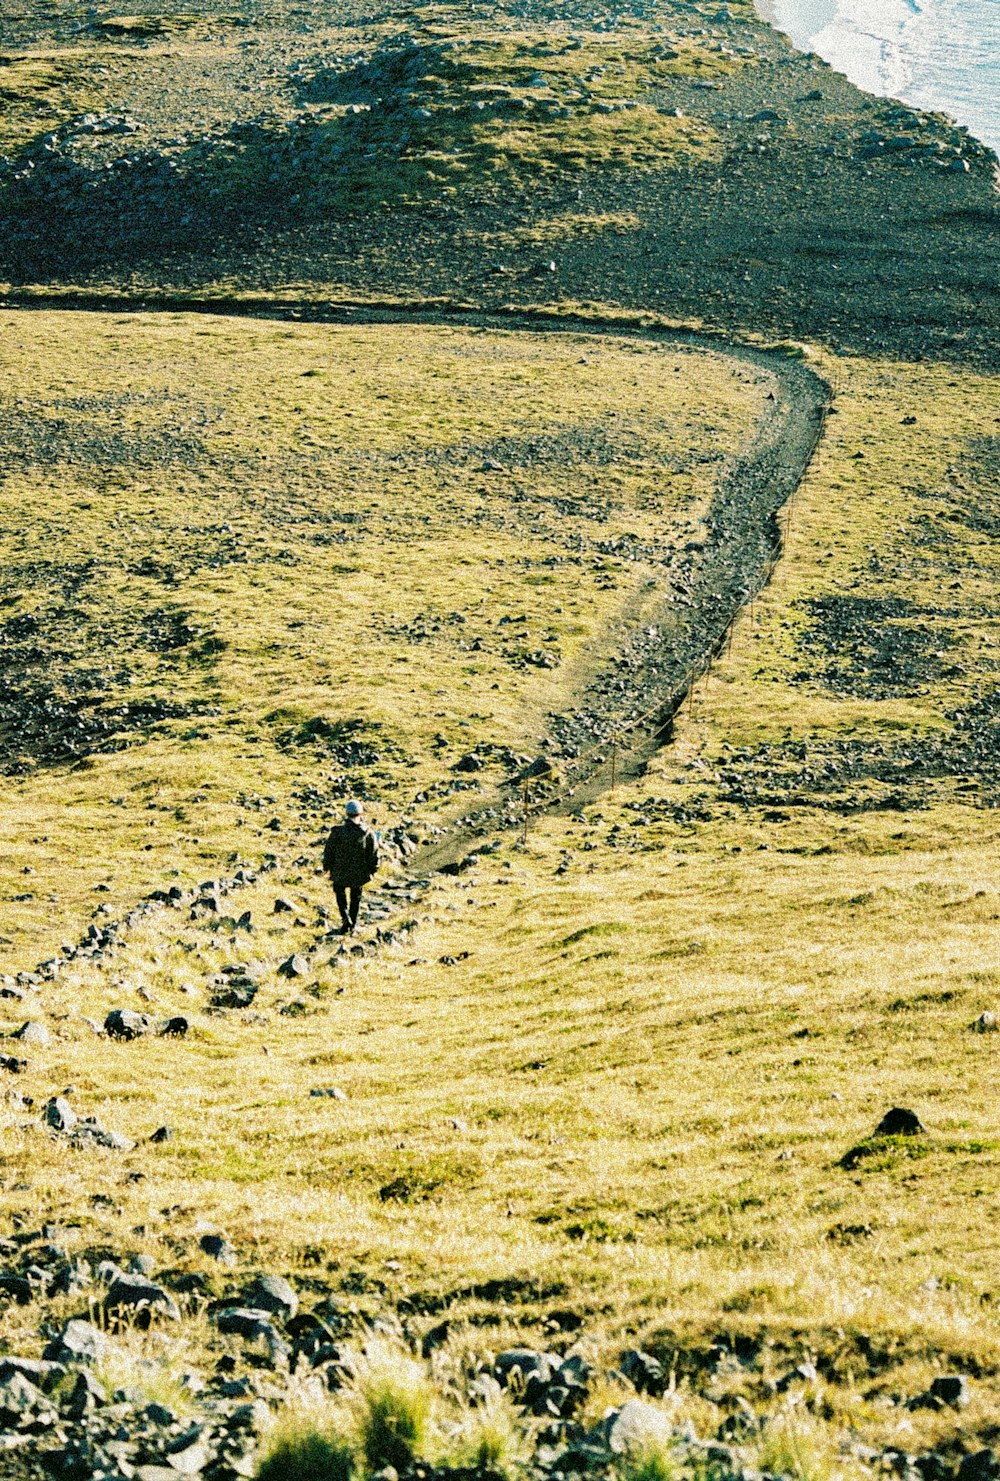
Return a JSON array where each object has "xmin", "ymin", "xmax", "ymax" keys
[{"xmin": 1, "ymin": 0, "xmax": 998, "ymax": 363}]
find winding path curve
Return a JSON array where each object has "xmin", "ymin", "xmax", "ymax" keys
[{"xmin": 4, "ymin": 292, "xmax": 831, "ymax": 875}]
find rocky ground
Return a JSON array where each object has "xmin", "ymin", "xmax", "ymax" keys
[
  {"xmin": 1, "ymin": 0, "xmax": 998, "ymax": 366},
  {"xmin": 0, "ymin": 3, "xmax": 998, "ymax": 1478}
]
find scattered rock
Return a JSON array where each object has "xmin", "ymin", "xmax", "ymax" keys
[
  {"xmin": 71, "ymin": 1117, "xmax": 135, "ymax": 1151},
  {"xmin": 105, "ymin": 1272, "xmax": 181, "ymax": 1322},
  {"xmin": 0, "ymin": 1356, "xmax": 64, "ymax": 1387},
  {"xmin": 0, "ymin": 1369, "xmax": 50, "ymax": 1423},
  {"xmin": 105, "ymin": 1008, "xmax": 153, "ymax": 1040},
  {"xmin": 874, "ymin": 1106, "xmax": 924, "ymax": 1137},
  {"xmin": 199, "ymin": 1233, "xmax": 237, "ymax": 1265},
  {"xmin": 66, "ymin": 1368, "xmax": 108, "ymax": 1416},
  {"xmin": 971, "ymin": 1012, "xmax": 998, "ymax": 1033},
  {"xmin": 912, "ymin": 1374, "xmax": 971, "ymax": 1410},
  {"xmin": 958, "ymin": 1452, "xmax": 1000, "ymax": 1481},
  {"xmin": 43, "ymin": 1318, "xmax": 108, "ymax": 1365},
  {"xmin": 13, "ymin": 1020, "xmax": 49, "ymax": 1047},
  {"xmin": 210, "ymin": 983, "xmax": 257, "ymax": 1009},
  {"xmin": 277, "ymin": 953, "xmax": 309, "ymax": 979},
  {"xmin": 0, "ymin": 1273, "xmax": 34, "ymax": 1305},
  {"xmin": 495, "ymin": 1348, "xmax": 559, "ymax": 1386},
  {"xmin": 44, "ymin": 1095, "xmax": 77, "ymax": 1132},
  {"xmin": 244, "ymin": 1273, "xmax": 298, "ymax": 1320},
  {"xmin": 615, "ymin": 1349, "xmax": 666, "ymax": 1395},
  {"xmin": 608, "ymin": 1398, "xmax": 673, "ymax": 1453},
  {"xmin": 159, "ymin": 1016, "xmax": 189, "ymax": 1037}
]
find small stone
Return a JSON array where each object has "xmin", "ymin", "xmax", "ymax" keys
[
  {"xmin": 165, "ymin": 1435, "xmax": 211, "ymax": 1475},
  {"xmin": 957, "ymin": 1452, "xmax": 1000, "ymax": 1481},
  {"xmin": 150, "ymin": 1125, "xmax": 175, "ymax": 1143},
  {"xmin": 66, "ymin": 1367, "xmax": 107, "ymax": 1416},
  {"xmin": 616, "ymin": 1349, "xmax": 666, "ymax": 1395},
  {"xmin": 0, "ymin": 1273, "xmax": 34, "ymax": 1304},
  {"xmin": 0, "ymin": 1369, "xmax": 45, "ymax": 1419},
  {"xmin": 215, "ymin": 1307, "xmax": 287, "ymax": 1359},
  {"xmin": 159, "ymin": 1016, "xmax": 189, "ymax": 1037},
  {"xmin": 273, "ymin": 898, "xmax": 296, "ymax": 913},
  {"xmin": 971, "ymin": 1012, "xmax": 998, "ymax": 1033},
  {"xmin": 0, "ymin": 1356, "xmax": 64, "ymax": 1388},
  {"xmin": 608, "ymin": 1398, "xmax": 674, "ymax": 1454},
  {"xmin": 43, "ymin": 1318, "xmax": 108, "ymax": 1365},
  {"xmin": 14, "ymin": 1020, "xmax": 49, "ymax": 1047},
  {"xmin": 199, "ymin": 1233, "xmax": 236, "ymax": 1265},
  {"xmin": 217, "ymin": 1306, "xmax": 270, "ymax": 1338},
  {"xmin": 105, "ymin": 1008, "xmax": 153, "ymax": 1040},
  {"xmin": 495, "ymin": 1348, "xmax": 558, "ymax": 1385},
  {"xmin": 105, "ymin": 1273, "xmax": 180, "ymax": 1322},
  {"xmin": 211, "ymin": 984, "xmax": 257, "ymax": 1009},
  {"xmin": 244, "ymin": 1273, "xmax": 298, "ymax": 1319},
  {"xmin": 930, "ymin": 1374, "xmax": 970, "ymax": 1408},
  {"xmin": 145, "ymin": 1400, "xmax": 176, "ymax": 1425},
  {"xmin": 45, "ymin": 1096, "xmax": 77, "ymax": 1132},
  {"xmin": 277, "ymin": 954, "xmax": 309, "ymax": 979}
]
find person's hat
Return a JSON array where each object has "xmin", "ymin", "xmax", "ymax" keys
[{"xmin": 345, "ymin": 799, "xmax": 364, "ymax": 818}]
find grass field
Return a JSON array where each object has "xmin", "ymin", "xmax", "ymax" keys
[
  {"xmin": 0, "ymin": 310, "xmax": 766, "ymax": 969},
  {"xmin": 0, "ymin": 313, "xmax": 997, "ymax": 1472}
]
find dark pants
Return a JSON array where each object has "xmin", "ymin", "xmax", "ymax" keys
[{"xmin": 334, "ymin": 884, "xmax": 362, "ymax": 928}]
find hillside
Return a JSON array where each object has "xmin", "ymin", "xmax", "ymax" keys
[
  {"xmin": 1, "ymin": 0, "xmax": 999, "ymax": 364},
  {"xmin": 0, "ymin": 1, "xmax": 998, "ymax": 1480}
]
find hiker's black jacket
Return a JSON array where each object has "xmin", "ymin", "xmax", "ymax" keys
[{"xmin": 323, "ymin": 820, "xmax": 379, "ymax": 887}]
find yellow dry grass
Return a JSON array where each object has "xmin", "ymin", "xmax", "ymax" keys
[{"xmin": 0, "ymin": 315, "xmax": 997, "ymax": 1458}]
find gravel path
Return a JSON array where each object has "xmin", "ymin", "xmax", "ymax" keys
[{"xmin": 3, "ymin": 293, "xmax": 830, "ymax": 871}]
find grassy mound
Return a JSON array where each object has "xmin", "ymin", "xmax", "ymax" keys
[{"xmin": 1, "ymin": 0, "xmax": 996, "ymax": 364}]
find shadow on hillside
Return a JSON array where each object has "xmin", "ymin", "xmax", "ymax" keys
[{"xmin": 1, "ymin": 32, "xmax": 998, "ymax": 368}]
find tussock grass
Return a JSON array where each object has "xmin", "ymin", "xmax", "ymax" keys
[
  {"xmin": 257, "ymin": 1380, "xmax": 355, "ymax": 1481},
  {"xmin": 447, "ymin": 1387, "xmax": 529, "ymax": 1477},
  {"xmin": 348, "ymin": 1341, "xmax": 438, "ymax": 1472}
]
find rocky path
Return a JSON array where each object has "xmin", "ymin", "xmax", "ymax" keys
[{"xmin": 2, "ymin": 294, "xmax": 830, "ymax": 959}]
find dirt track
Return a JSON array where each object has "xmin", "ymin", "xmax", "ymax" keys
[{"xmin": 3, "ymin": 293, "xmax": 830, "ymax": 876}]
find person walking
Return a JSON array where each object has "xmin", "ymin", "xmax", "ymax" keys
[{"xmin": 323, "ymin": 799, "xmax": 380, "ymax": 934}]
